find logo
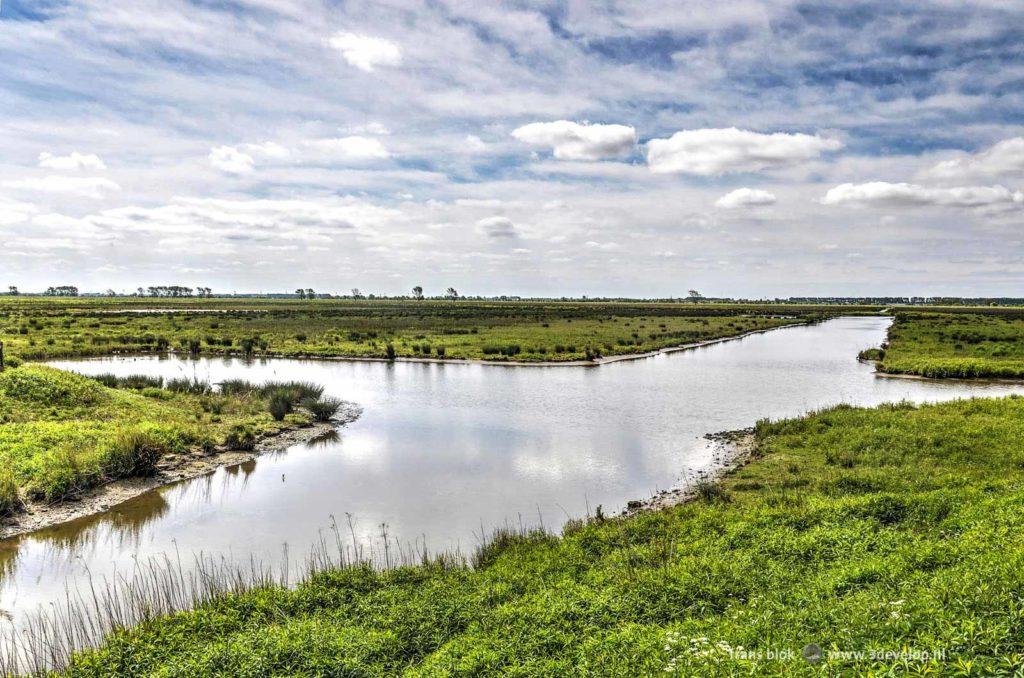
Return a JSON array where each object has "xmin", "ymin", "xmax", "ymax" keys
[{"xmin": 802, "ymin": 643, "xmax": 823, "ymax": 665}]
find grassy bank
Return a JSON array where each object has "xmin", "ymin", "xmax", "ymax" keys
[
  {"xmin": 877, "ymin": 311, "xmax": 1024, "ymax": 378},
  {"xmin": 0, "ymin": 298, "xmax": 863, "ymax": 364},
  {"xmin": 56, "ymin": 395, "xmax": 1024, "ymax": 675},
  {"xmin": 0, "ymin": 366, "xmax": 322, "ymax": 516}
]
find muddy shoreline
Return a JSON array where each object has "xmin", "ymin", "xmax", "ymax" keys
[
  {"xmin": 0, "ymin": 406, "xmax": 361, "ymax": 540},
  {"xmin": 622, "ymin": 429, "xmax": 756, "ymax": 515}
]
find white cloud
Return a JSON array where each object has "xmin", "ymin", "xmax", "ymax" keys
[
  {"xmin": 244, "ymin": 141, "xmax": 290, "ymax": 159},
  {"xmin": 465, "ymin": 135, "xmax": 488, "ymax": 153},
  {"xmin": 511, "ymin": 121, "xmax": 637, "ymax": 161},
  {"xmin": 304, "ymin": 136, "xmax": 390, "ymax": 161},
  {"xmin": 646, "ymin": 128, "xmax": 843, "ymax": 175},
  {"xmin": 715, "ymin": 188, "xmax": 778, "ymax": 209},
  {"xmin": 477, "ymin": 216, "xmax": 518, "ymax": 238},
  {"xmin": 4, "ymin": 175, "xmax": 120, "ymax": 198},
  {"xmin": 38, "ymin": 151, "xmax": 106, "ymax": 171},
  {"xmin": 923, "ymin": 137, "xmax": 1024, "ymax": 183},
  {"xmin": 0, "ymin": 198, "xmax": 38, "ymax": 225},
  {"xmin": 327, "ymin": 33, "xmax": 402, "ymax": 72},
  {"xmin": 821, "ymin": 182, "xmax": 1024, "ymax": 208},
  {"xmin": 209, "ymin": 146, "xmax": 255, "ymax": 174}
]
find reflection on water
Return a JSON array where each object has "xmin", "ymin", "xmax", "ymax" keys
[{"xmin": 1, "ymin": 317, "xmax": 1021, "ymax": 633}]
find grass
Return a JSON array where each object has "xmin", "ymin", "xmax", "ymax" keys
[
  {"xmin": 879, "ymin": 311, "xmax": 1024, "ymax": 378},
  {"xmin": 0, "ymin": 297, "xmax": 868, "ymax": 364},
  {"xmin": 41, "ymin": 395, "xmax": 1024, "ymax": 675},
  {"xmin": 0, "ymin": 366, "xmax": 311, "ymax": 513}
]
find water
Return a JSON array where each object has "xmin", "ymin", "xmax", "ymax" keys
[{"xmin": 3, "ymin": 317, "xmax": 1021, "ymax": 633}]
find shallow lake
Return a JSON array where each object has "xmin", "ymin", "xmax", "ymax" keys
[{"xmin": 3, "ymin": 317, "xmax": 1022, "ymax": 636}]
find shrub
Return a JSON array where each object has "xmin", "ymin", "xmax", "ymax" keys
[
  {"xmin": 219, "ymin": 379, "xmax": 257, "ymax": 396},
  {"xmin": 258, "ymin": 381, "xmax": 323, "ymax": 403},
  {"xmin": 268, "ymin": 392, "xmax": 292, "ymax": 421},
  {"xmin": 166, "ymin": 377, "xmax": 212, "ymax": 395},
  {"xmin": 225, "ymin": 423, "xmax": 257, "ymax": 451},
  {"xmin": 0, "ymin": 470, "xmax": 22, "ymax": 517},
  {"xmin": 301, "ymin": 396, "xmax": 344, "ymax": 422},
  {"xmin": 385, "ymin": 343, "xmax": 396, "ymax": 360},
  {"xmin": 102, "ymin": 429, "xmax": 165, "ymax": 478}
]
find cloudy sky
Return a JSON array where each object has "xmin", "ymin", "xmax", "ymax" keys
[{"xmin": 1, "ymin": 1, "xmax": 1023, "ymax": 297}]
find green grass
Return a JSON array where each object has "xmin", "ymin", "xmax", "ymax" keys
[
  {"xmin": 59, "ymin": 396, "xmax": 1024, "ymax": 675},
  {"xmin": 0, "ymin": 298, "xmax": 866, "ymax": 364},
  {"xmin": 880, "ymin": 311, "xmax": 1024, "ymax": 378},
  {"xmin": 0, "ymin": 366, "xmax": 307, "ymax": 511}
]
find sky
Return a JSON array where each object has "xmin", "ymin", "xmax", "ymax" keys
[{"xmin": 1, "ymin": 1, "xmax": 1023, "ymax": 298}]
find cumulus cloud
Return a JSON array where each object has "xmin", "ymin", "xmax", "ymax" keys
[
  {"xmin": 923, "ymin": 137, "xmax": 1024, "ymax": 183},
  {"xmin": 38, "ymin": 151, "xmax": 106, "ymax": 171},
  {"xmin": 821, "ymin": 182, "xmax": 1024, "ymax": 208},
  {"xmin": 327, "ymin": 33, "xmax": 402, "ymax": 72},
  {"xmin": 715, "ymin": 188, "xmax": 777, "ymax": 209},
  {"xmin": 304, "ymin": 136, "xmax": 390, "ymax": 161},
  {"xmin": 646, "ymin": 128, "xmax": 843, "ymax": 175},
  {"xmin": 511, "ymin": 121, "xmax": 637, "ymax": 161},
  {"xmin": 477, "ymin": 216, "xmax": 518, "ymax": 238},
  {"xmin": 4, "ymin": 175, "xmax": 120, "ymax": 198},
  {"xmin": 209, "ymin": 146, "xmax": 255, "ymax": 174}
]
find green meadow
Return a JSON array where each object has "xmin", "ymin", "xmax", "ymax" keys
[
  {"xmin": 877, "ymin": 311, "xmax": 1024, "ymax": 379},
  {"xmin": 0, "ymin": 298, "xmax": 866, "ymax": 363}
]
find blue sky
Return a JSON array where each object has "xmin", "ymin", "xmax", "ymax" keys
[{"xmin": 1, "ymin": 0, "xmax": 1023, "ymax": 297}]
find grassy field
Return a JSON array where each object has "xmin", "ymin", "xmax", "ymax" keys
[
  {"xmin": 0, "ymin": 298, "xmax": 876, "ymax": 364},
  {"xmin": 874, "ymin": 311, "xmax": 1024, "ymax": 378},
  {"xmin": 57, "ymin": 396, "xmax": 1024, "ymax": 675},
  {"xmin": 0, "ymin": 366, "xmax": 325, "ymax": 517}
]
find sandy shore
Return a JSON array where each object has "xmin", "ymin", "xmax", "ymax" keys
[
  {"xmin": 0, "ymin": 405, "xmax": 361, "ymax": 540},
  {"xmin": 621, "ymin": 429, "xmax": 756, "ymax": 516}
]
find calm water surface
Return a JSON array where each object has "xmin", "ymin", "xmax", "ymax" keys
[{"xmin": 2, "ymin": 317, "xmax": 1021, "ymax": 629}]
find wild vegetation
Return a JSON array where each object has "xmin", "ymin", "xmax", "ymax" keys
[
  {"xmin": 42, "ymin": 395, "xmax": 1024, "ymax": 675},
  {"xmin": 0, "ymin": 366, "xmax": 343, "ymax": 517},
  {"xmin": 0, "ymin": 297, "xmax": 871, "ymax": 364},
  {"xmin": 877, "ymin": 311, "xmax": 1024, "ymax": 378}
]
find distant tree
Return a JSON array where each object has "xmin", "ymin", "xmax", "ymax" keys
[
  {"xmin": 351, "ymin": 288, "xmax": 364, "ymax": 299},
  {"xmin": 412, "ymin": 286, "xmax": 423, "ymax": 300},
  {"xmin": 445, "ymin": 287, "xmax": 459, "ymax": 300},
  {"xmin": 7, "ymin": 286, "xmax": 17, "ymax": 296},
  {"xmin": 106, "ymin": 289, "xmax": 117, "ymax": 297},
  {"xmin": 295, "ymin": 288, "xmax": 306, "ymax": 299},
  {"xmin": 45, "ymin": 285, "xmax": 78, "ymax": 297},
  {"xmin": 688, "ymin": 289, "xmax": 702, "ymax": 300},
  {"xmin": 136, "ymin": 287, "xmax": 144, "ymax": 297},
  {"xmin": 305, "ymin": 288, "xmax": 315, "ymax": 299}
]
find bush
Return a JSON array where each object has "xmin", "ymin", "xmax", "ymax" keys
[
  {"xmin": 166, "ymin": 377, "xmax": 212, "ymax": 395},
  {"xmin": 0, "ymin": 470, "xmax": 22, "ymax": 517},
  {"xmin": 102, "ymin": 429, "xmax": 165, "ymax": 478},
  {"xmin": 225, "ymin": 423, "xmax": 257, "ymax": 451},
  {"xmin": 301, "ymin": 396, "xmax": 344, "ymax": 422},
  {"xmin": 219, "ymin": 379, "xmax": 257, "ymax": 396},
  {"xmin": 258, "ymin": 381, "xmax": 323, "ymax": 403},
  {"xmin": 268, "ymin": 392, "xmax": 292, "ymax": 421}
]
